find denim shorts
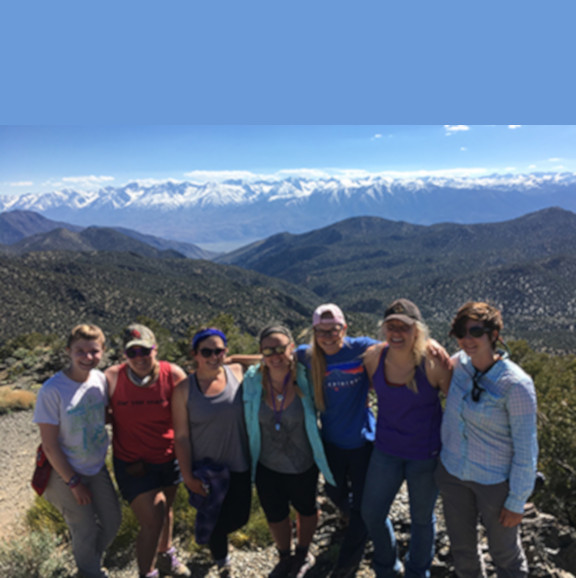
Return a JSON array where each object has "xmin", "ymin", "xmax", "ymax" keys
[{"xmin": 113, "ymin": 456, "xmax": 183, "ymax": 503}]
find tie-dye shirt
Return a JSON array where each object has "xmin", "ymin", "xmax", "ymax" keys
[
  {"xmin": 297, "ymin": 336, "xmax": 377, "ymax": 449},
  {"xmin": 34, "ymin": 369, "xmax": 109, "ymax": 476}
]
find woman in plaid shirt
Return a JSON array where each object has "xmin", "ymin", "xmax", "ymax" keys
[{"xmin": 436, "ymin": 302, "xmax": 538, "ymax": 578}]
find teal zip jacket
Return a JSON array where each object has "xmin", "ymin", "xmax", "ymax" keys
[{"xmin": 243, "ymin": 362, "xmax": 335, "ymax": 486}]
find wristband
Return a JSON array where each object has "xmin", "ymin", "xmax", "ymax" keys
[{"xmin": 67, "ymin": 474, "xmax": 81, "ymax": 489}]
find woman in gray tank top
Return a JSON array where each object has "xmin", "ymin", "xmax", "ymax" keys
[
  {"xmin": 172, "ymin": 327, "xmax": 251, "ymax": 578},
  {"xmin": 242, "ymin": 325, "xmax": 335, "ymax": 578}
]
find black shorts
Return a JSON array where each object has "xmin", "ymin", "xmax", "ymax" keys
[
  {"xmin": 113, "ymin": 456, "xmax": 183, "ymax": 503},
  {"xmin": 255, "ymin": 462, "xmax": 319, "ymax": 523}
]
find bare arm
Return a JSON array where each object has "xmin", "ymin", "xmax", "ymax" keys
[
  {"xmin": 104, "ymin": 364, "xmax": 120, "ymax": 423},
  {"xmin": 38, "ymin": 423, "xmax": 92, "ymax": 505},
  {"xmin": 172, "ymin": 379, "xmax": 207, "ymax": 497},
  {"xmin": 170, "ymin": 363, "xmax": 187, "ymax": 384},
  {"xmin": 363, "ymin": 343, "xmax": 386, "ymax": 381},
  {"xmin": 426, "ymin": 339, "xmax": 452, "ymax": 371},
  {"xmin": 425, "ymin": 355, "xmax": 453, "ymax": 395},
  {"xmin": 225, "ymin": 354, "xmax": 261, "ymax": 369}
]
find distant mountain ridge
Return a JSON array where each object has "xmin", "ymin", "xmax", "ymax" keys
[
  {"xmin": 218, "ymin": 207, "xmax": 576, "ymax": 352},
  {"xmin": 0, "ymin": 211, "xmax": 216, "ymax": 259},
  {"xmin": 2, "ymin": 173, "xmax": 576, "ymax": 245}
]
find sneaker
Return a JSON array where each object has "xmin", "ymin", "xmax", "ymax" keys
[
  {"xmin": 291, "ymin": 552, "xmax": 315, "ymax": 578},
  {"xmin": 218, "ymin": 565, "xmax": 233, "ymax": 578},
  {"xmin": 140, "ymin": 571, "xmax": 160, "ymax": 578},
  {"xmin": 268, "ymin": 555, "xmax": 293, "ymax": 578},
  {"xmin": 156, "ymin": 547, "xmax": 191, "ymax": 577}
]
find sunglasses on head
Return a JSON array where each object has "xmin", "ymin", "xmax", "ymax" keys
[
  {"xmin": 314, "ymin": 325, "xmax": 343, "ymax": 337},
  {"xmin": 261, "ymin": 345, "xmax": 289, "ymax": 357},
  {"xmin": 125, "ymin": 346, "xmax": 154, "ymax": 359},
  {"xmin": 453, "ymin": 326, "xmax": 492, "ymax": 339},
  {"xmin": 199, "ymin": 347, "xmax": 226, "ymax": 358}
]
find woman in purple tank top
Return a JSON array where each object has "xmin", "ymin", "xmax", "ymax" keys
[{"xmin": 361, "ymin": 299, "xmax": 452, "ymax": 578}]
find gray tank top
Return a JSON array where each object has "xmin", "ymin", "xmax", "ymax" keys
[
  {"xmin": 187, "ymin": 365, "xmax": 249, "ymax": 473},
  {"xmin": 258, "ymin": 395, "xmax": 314, "ymax": 474}
]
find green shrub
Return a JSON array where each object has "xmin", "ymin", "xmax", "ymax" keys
[
  {"xmin": 509, "ymin": 340, "xmax": 576, "ymax": 526},
  {"xmin": 0, "ymin": 529, "xmax": 74, "ymax": 578}
]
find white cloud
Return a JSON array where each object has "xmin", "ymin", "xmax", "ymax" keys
[
  {"xmin": 444, "ymin": 125, "xmax": 470, "ymax": 134},
  {"xmin": 372, "ymin": 134, "xmax": 382, "ymax": 139},
  {"xmin": 61, "ymin": 175, "xmax": 115, "ymax": 184},
  {"xmin": 183, "ymin": 170, "xmax": 262, "ymax": 182},
  {"xmin": 528, "ymin": 164, "xmax": 537, "ymax": 169},
  {"xmin": 276, "ymin": 168, "xmax": 332, "ymax": 179},
  {"xmin": 460, "ymin": 147, "xmax": 467, "ymax": 152},
  {"xmin": 504, "ymin": 167, "xmax": 516, "ymax": 172},
  {"xmin": 548, "ymin": 158, "xmax": 563, "ymax": 162},
  {"xmin": 9, "ymin": 181, "xmax": 33, "ymax": 187},
  {"xmin": 508, "ymin": 125, "xmax": 522, "ymax": 129}
]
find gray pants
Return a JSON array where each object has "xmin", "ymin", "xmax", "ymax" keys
[
  {"xmin": 45, "ymin": 467, "xmax": 121, "ymax": 578},
  {"xmin": 435, "ymin": 462, "xmax": 528, "ymax": 578}
]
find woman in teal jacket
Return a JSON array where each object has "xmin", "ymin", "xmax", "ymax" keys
[{"xmin": 243, "ymin": 324, "xmax": 335, "ymax": 578}]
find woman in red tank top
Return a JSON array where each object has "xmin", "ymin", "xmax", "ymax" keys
[{"xmin": 106, "ymin": 323, "xmax": 190, "ymax": 578}]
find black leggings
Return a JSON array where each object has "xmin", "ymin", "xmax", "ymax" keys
[{"xmin": 209, "ymin": 470, "xmax": 252, "ymax": 561}]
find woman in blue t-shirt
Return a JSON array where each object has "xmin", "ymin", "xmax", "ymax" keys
[{"xmin": 296, "ymin": 304, "xmax": 378, "ymax": 577}]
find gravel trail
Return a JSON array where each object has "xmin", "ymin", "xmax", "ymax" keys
[{"xmin": 0, "ymin": 410, "xmax": 39, "ymax": 541}]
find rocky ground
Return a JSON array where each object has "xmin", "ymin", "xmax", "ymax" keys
[{"xmin": 1, "ymin": 410, "xmax": 576, "ymax": 577}]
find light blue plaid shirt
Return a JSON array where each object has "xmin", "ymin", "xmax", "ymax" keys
[{"xmin": 440, "ymin": 350, "xmax": 538, "ymax": 513}]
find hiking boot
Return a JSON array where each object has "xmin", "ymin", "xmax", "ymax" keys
[
  {"xmin": 268, "ymin": 555, "xmax": 293, "ymax": 578},
  {"xmin": 218, "ymin": 565, "xmax": 233, "ymax": 578},
  {"xmin": 156, "ymin": 547, "xmax": 191, "ymax": 577},
  {"xmin": 290, "ymin": 551, "xmax": 315, "ymax": 578}
]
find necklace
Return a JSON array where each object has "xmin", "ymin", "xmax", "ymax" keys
[{"xmin": 268, "ymin": 372, "xmax": 291, "ymax": 431}]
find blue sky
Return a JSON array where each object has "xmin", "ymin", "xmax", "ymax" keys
[{"xmin": 1, "ymin": 125, "xmax": 575, "ymax": 197}]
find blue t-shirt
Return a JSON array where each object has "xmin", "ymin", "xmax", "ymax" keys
[{"xmin": 297, "ymin": 336, "xmax": 377, "ymax": 449}]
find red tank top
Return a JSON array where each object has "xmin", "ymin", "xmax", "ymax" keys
[{"xmin": 111, "ymin": 361, "xmax": 176, "ymax": 463}]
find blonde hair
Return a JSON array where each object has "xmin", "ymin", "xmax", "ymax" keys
[
  {"xmin": 67, "ymin": 324, "xmax": 105, "ymax": 348},
  {"xmin": 308, "ymin": 336, "xmax": 328, "ymax": 412},
  {"xmin": 379, "ymin": 319, "xmax": 429, "ymax": 393}
]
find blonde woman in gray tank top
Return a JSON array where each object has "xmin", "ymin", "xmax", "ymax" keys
[{"xmin": 172, "ymin": 328, "xmax": 251, "ymax": 578}]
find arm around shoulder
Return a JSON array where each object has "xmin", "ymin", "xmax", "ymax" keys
[
  {"xmin": 425, "ymin": 355, "xmax": 452, "ymax": 395},
  {"xmin": 363, "ymin": 343, "xmax": 385, "ymax": 380}
]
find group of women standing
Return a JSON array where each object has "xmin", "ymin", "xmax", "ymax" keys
[{"xmin": 33, "ymin": 298, "xmax": 538, "ymax": 578}]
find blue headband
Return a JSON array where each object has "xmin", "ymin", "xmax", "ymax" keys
[{"xmin": 192, "ymin": 328, "xmax": 228, "ymax": 351}]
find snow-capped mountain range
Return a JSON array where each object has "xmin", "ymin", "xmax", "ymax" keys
[{"xmin": 2, "ymin": 173, "xmax": 576, "ymax": 248}]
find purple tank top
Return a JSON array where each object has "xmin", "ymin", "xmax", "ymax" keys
[{"xmin": 373, "ymin": 347, "xmax": 442, "ymax": 460}]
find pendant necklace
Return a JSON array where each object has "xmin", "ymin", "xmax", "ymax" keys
[{"xmin": 269, "ymin": 372, "xmax": 290, "ymax": 431}]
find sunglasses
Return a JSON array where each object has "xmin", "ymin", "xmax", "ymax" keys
[
  {"xmin": 199, "ymin": 347, "xmax": 226, "ymax": 358},
  {"xmin": 125, "ymin": 346, "xmax": 154, "ymax": 359},
  {"xmin": 261, "ymin": 345, "xmax": 289, "ymax": 357},
  {"xmin": 314, "ymin": 325, "xmax": 343, "ymax": 337},
  {"xmin": 385, "ymin": 323, "xmax": 412, "ymax": 333},
  {"xmin": 453, "ymin": 326, "xmax": 492, "ymax": 339},
  {"xmin": 471, "ymin": 370, "xmax": 485, "ymax": 402}
]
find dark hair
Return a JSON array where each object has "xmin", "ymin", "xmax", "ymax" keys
[
  {"xmin": 450, "ymin": 301, "xmax": 503, "ymax": 349},
  {"xmin": 259, "ymin": 324, "xmax": 294, "ymax": 344}
]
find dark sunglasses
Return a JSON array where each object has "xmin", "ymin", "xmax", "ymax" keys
[
  {"xmin": 125, "ymin": 346, "xmax": 154, "ymax": 359},
  {"xmin": 261, "ymin": 345, "xmax": 289, "ymax": 357},
  {"xmin": 471, "ymin": 369, "xmax": 485, "ymax": 402},
  {"xmin": 453, "ymin": 326, "xmax": 492, "ymax": 339},
  {"xmin": 199, "ymin": 347, "xmax": 226, "ymax": 358},
  {"xmin": 314, "ymin": 325, "xmax": 343, "ymax": 337}
]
